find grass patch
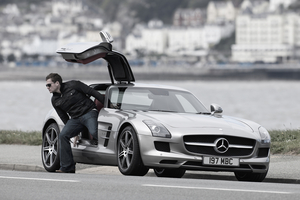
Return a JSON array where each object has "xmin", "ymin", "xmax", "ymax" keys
[
  {"xmin": 269, "ymin": 129, "xmax": 300, "ymax": 155},
  {"xmin": 0, "ymin": 130, "xmax": 42, "ymax": 146},
  {"xmin": 1, "ymin": 129, "xmax": 300, "ymax": 155}
]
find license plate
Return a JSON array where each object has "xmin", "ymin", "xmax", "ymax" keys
[{"xmin": 203, "ymin": 156, "xmax": 239, "ymax": 167}]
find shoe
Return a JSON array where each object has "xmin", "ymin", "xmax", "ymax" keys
[
  {"xmin": 90, "ymin": 139, "xmax": 98, "ymax": 146},
  {"xmin": 73, "ymin": 136, "xmax": 80, "ymax": 147},
  {"xmin": 56, "ymin": 169, "xmax": 75, "ymax": 173},
  {"xmin": 75, "ymin": 139, "xmax": 97, "ymax": 147}
]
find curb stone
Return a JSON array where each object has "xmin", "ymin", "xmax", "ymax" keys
[{"xmin": 0, "ymin": 164, "xmax": 45, "ymax": 172}]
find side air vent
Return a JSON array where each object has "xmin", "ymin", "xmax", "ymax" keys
[{"xmin": 154, "ymin": 141, "xmax": 170, "ymax": 152}]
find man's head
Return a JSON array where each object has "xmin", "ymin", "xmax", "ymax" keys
[{"xmin": 46, "ymin": 73, "xmax": 62, "ymax": 93}]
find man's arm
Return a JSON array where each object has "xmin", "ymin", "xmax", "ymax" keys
[
  {"xmin": 74, "ymin": 81, "xmax": 105, "ymax": 104},
  {"xmin": 54, "ymin": 106, "xmax": 69, "ymax": 125}
]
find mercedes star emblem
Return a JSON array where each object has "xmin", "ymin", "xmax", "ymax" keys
[{"xmin": 214, "ymin": 138, "xmax": 230, "ymax": 153}]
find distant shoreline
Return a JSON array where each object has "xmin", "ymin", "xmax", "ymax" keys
[{"xmin": 1, "ymin": 66, "xmax": 300, "ymax": 81}]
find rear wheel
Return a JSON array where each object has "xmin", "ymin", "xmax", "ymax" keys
[
  {"xmin": 41, "ymin": 123, "xmax": 60, "ymax": 172},
  {"xmin": 154, "ymin": 168, "xmax": 186, "ymax": 178},
  {"xmin": 117, "ymin": 126, "xmax": 149, "ymax": 176},
  {"xmin": 234, "ymin": 171, "xmax": 268, "ymax": 182}
]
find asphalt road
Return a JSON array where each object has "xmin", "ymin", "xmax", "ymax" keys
[
  {"xmin": 1, "ymin": 144, "xmax": 300, "ymax": 184},
  {"xmin": 0, "ymin": 170, "xmax": 299, "ymax": 200},
  {"xmin": 1, "ymin": 144, "xmax": 300, "ymax": 199},
  {"xmin": 0, "ymin": 144, "xmax": 300, "ymax": 184}
]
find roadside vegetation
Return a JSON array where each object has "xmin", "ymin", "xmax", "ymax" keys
[
  {"xmin": 0, "ymin": 129, "xmax": 300, "ymax": 155},
  {"xmin": 0, "ymin": 130, "xmax": 42, "ymax": 146},
  {"xmin": 270, "ymin": 129, "xmax": 300, "ymax": 155}
]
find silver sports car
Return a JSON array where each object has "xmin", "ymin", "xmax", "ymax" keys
[{"xmin": 42, "ymin": 31, "xmax": 271, "ymax": 182}]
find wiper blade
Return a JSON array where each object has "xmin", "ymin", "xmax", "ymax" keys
[
  {"xmin": 149, "ymin": 110, "xmax": 176, "ymax": 113},
  {"xmin": 197, "ymin": 112, "xmax": 211, "ymax": 115}
]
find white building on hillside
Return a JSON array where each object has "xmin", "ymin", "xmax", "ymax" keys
[
  {"xmin": 240, "ymin": 0, "xmax": 269, "ymax": 14},
  {"xmin": 125, "ymin": 20, "xmax": 168, "ymax": 55},
  {"xmin": 126, "ymin": 20, "xmax": 234, "ymax": 57},
  {"xmin": 22, "ymin": 35, "xmax": 58, "ymax": 56},
  {"xmin": 207, "ymin": 1, "xmax": 237, "ymax": 23},
  {"xmin": 167, "ymin": 27, "xmax": 204, "ymax": 54},
  {"xmin": 2, "ymin": 4, "xmax": 20, "ymax": 16},
  {"xmin": 231, "ymin": 0, "xmax": 300, "ymax": 63},
  {"xmin": 52, "ymin": 0, "xmax": 85, "ymax": 16},
  {"xmin": 204, "ymin": 23, "xmax": 235, "ymax": 47},
  {"xmin": 269, "ymin": 0, "xmax": 297, "ymax": 11}
]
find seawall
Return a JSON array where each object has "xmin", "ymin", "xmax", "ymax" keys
[{"xmin": 0, "ymin": 65, "xmax": 299, "ymax": 81}]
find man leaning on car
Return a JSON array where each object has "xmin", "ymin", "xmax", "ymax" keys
[{"xmin": 45, "ymin": 73, "xmax": 104, "ymax": 173}]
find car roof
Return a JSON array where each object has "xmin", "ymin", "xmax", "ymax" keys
[
  {"xmin": 56, "ymin": 35, "xmax": 134, "ymax": 84},
  {"xmin": 130, "ymin": 83, "xmax": 189, "ymax": 91},
  {"xmin": 90, "ymin": 82, "xmax": 189, "ymax": 92}
]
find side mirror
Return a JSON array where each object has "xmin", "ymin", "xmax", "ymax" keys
[{"xmin": 210, "ymin": 104, "xmax": 223, "ymax": 116}]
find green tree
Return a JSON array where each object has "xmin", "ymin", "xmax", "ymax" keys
[
  {"xmin": 0, "ymin": 54, "xmax": 4, "ymax": 63},
  {"xmin": 130, "ymin": 0, "xmax": 186, "ymax": 24},
  {"xmin": 7, "ymin": 54, "xmax": 16, "ymax": 62}
]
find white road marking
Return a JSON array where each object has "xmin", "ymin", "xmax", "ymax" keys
[
  {"xmin": 142, "ymin": 184, "xmax": 291, "ymax": 194},
  {"xmin": 0, "ymin": 176, "xmax": 80, "ymax": 183}
]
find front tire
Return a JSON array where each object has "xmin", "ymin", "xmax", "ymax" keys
[
  {"xmin": 117, "ymin": 126, "xmax": 149, "ymax": 176},
  {"xmin": 154, "ymin": 168, "xmax": 186, "ymax": 178},
  {"xmin": 41, "ymin": 123, "xmax": 60, "ymax": 172},
  {"xmin": 234, "ymin": 171, "xmax": 268, "ymax": 182}
]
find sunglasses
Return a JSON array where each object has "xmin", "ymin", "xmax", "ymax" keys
[{"xmin": 46, "ymin": 83, "xmax": 52, "ymax": 88}]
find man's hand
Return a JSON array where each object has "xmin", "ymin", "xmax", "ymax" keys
[{"xmin": 110, "ymin": 103, "xmax": 119, "ymax": 109}]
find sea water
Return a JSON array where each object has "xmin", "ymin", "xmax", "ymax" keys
[{"xmin": 0, "ymin": 80, "xmax": 298, "ymax": 131}]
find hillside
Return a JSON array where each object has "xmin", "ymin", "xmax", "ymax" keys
[{"xmin": 0, "ymin": 0, "xmax": 243, "ymax": 24}]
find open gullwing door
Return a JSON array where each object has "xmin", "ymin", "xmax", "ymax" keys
[{"xmin": 56, "ymin": 31, "xmax": 135, "ymax": 84}]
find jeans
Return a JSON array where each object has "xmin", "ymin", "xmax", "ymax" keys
[{"xmin": 59, "ymin": 109, "xmax": 98, "ymax": 171}]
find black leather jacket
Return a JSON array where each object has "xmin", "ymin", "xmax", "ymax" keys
[{"xmin": 51, "ymin": 80, "xmax": 104, "ymax": 124}]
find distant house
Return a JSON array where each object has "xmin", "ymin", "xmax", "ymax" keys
[
  {"xmin": 207, "ymin": 1, "xmax": 237, "ymax": 23},
  {"xmin": 173, "ymin": 8, "xmax": 206, "ymax": 27},
  {"xmin": 167, "ymin": 27, "xmax": 204, "ymax": 53},
  {"xmin": 52, "ymin": 0, "xmax": 85, "ymax": 16},
  {"xmin": 22, "ymin": 35, "xmax": 58, "ymax": 56},
  {"xmin": 269, "ymin": 0, "xmax": 297, "ymax": 11},
  {"xmin": 125, "ymin": 20, "xmax": 168, "ymax": 55},
  {"xmin": 239, "ymin": 0, "xmax": 269, "ymax": 14}
]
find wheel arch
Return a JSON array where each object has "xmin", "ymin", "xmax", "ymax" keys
[
  {"xmin": 117, "ymin": 122, "xmax": 137, "ymax": 140},
  {"xmin": 116, "ymin": 121, "xmax": 150, "ymax": 162},
  {"xmin": 43, "ymin": 119, "xmax": 60, "ymax": 135}
]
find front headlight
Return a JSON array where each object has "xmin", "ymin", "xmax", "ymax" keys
[
  {"xmin": 259, "ymin": 126, "xmax": 271, "ymax": 144},
  {"xmin": 143, "ymin": 120, "xmax": 171, "ymax": 138}
]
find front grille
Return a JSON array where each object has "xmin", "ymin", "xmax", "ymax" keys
[{"xmin": 183, "ymin": 135, "xmax": 256, "ymax": 156}]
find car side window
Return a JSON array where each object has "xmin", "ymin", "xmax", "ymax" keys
[
  {"xmin": 109, "ymin": 87, "xmax": 152, "ymax": 110},
  {"xmin": 110, "ymin": 89, "xmax": 120, "ymax": 105}
]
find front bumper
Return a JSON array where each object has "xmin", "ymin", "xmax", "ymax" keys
[
  {"xmin": 139, "ymin": 134, "xmax": 270, "ymax": 173},
  {"xmin": 141, "ymin": 150, "xmax": 269, "ymax": 173}
]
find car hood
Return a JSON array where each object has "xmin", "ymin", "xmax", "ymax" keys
[{"xmin": 138, "ymin": 112, "xmax": 254, "ymax": 133}]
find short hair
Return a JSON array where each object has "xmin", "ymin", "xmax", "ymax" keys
[{"xmin": 46, "ymin": 73, "xmax": 62, "ymax": 85}]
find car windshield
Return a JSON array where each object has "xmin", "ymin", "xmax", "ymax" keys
[{"xmin": 108, "ymin": 87, "xmax": 208, "ymax": 114}]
